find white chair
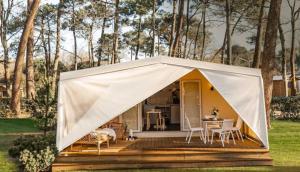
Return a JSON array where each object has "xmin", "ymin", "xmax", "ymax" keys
[
  {"xmin": 210, "ymin": 119, "xmax": 236, "ymax": 147},
  {"xmin": 231, "ymin": 117, "xmax": 244, "ymax": 142},
  {"xmin": 185, "ymin": 115, "xmax": 205, "ymax": 144}
]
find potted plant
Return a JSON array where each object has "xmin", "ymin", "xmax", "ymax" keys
[{"xmin": 211, "ymin": 107, "xmax": 219, "ymax": 120}]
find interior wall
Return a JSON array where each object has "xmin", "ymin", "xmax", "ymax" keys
[{"xmin": 180, "ymin": 69, "xmax": 239, "ymax": 122}]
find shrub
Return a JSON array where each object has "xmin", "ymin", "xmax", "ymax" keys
[
  {"xmin": 8, "ymin": 134, "xmax": 57, "ymax": 159},
  {"xmin": 19, "ymin": 146, "xmax": 55, "ymax": 172},
  {"xmin": 271, "ymin": 96, "xmax": 300, "ymax": 120}
]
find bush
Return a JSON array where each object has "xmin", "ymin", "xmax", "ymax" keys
[
  {"xmin": 0, "ymin": 98, "xmax": 35, "ymax": 118},
  {"xmin": 8, "ymin": 134, "xmax": 57, "ymax": 159},
  {"xmin": 19, "ymin": 146, "xmax": 55, "ymax": 172},
  {"xmin": 271, "ymin": 96, "xmax": 300, "ymax": 120}
]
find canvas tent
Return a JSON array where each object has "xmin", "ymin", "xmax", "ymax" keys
[{"xmin": 56, "ymin": 56, "xmax": 268, "ymax": 151}]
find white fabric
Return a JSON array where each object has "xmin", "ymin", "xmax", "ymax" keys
[
  {"xmin": 199, "ymin": 69, "xmax": 268, "ymax": 148},
  {"xmin": 57, "ymin": 63, "xmax": 192, "ymax": 151},
  {"xmin": 96, "ymin": 128, "xmax": 116, "ymax": 141},
  {"xmin": 56, "ymin": 56, "xmax": 268, "ymax": 151}
]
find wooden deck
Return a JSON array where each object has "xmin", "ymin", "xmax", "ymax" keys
[{"xmin": 52, "ymin": 137, "xmax": 272, "ymax": 171}]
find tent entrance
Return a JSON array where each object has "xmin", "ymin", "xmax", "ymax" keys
[{"xmin": 142, "ymin": 81, "xmax": 181, "ymax": 131}]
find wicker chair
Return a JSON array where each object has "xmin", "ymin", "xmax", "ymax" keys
[
  {"xmin": 101, "ymin": 122, "xmax": 127, "ymax": 141},
  {"xmin": 73, "ymin": 132, "xmax": 111, "ymax": 154}
]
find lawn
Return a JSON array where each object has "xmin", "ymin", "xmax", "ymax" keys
[
  {"xmin": 0, "ymin": 118, "xmax": 40, "ymax": 172},
  {"xmin": 0, "ymin": 118, "xmax": 40, "ymax": 134},
  {"xmin": 0, "ymin": 119, "xmax": 299, "ymax": 172}
]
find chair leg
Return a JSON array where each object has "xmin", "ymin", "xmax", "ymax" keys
[
  {"xmin": 210, "ymin": 131, "xmax": 214, "ymax": 144},
  {"xmin": 188, "ymin": 131, "xmax": 193, "ymax": 144},
  {"xmin": 230, "ymin": 131, "xmax": 236, "ymax": 144},
  {"xmin": 97, "ymin": 142, "xmax": 101, "ymax": 155},
  {"xmin": 201, "ymin": 130, "xmax": 206, "ymax": 144},
  {"xmin": 185, "ymin": 131, "xmax": 190, "ymax": 141},
  {"xmin": 239, "ymin": 130, "xmax": 244, "ymax": 142},
  {"xmin": 220, "ymin": 133, "xmax": 225, "ymax": 147},
  {"xmin": 235, "ymin": 130, "xmax": 240, "ymax": 140}
]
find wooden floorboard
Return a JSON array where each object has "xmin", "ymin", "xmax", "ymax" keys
[{"xmin": 53, "ymin": 137, "xmax": 272, "ymax": 171}]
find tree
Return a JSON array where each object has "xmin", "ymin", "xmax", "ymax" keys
[
  {"xmin": 225, "ymin": 0, "xmax": 232, "ymax": 64},
  {"xmin": 0, "ymin": 0, "xmax": 23, "ymax": 96},
  {"xmin": 52, "ymin": 0, "xmax": 64, "ymax": 95},
  {"xmin": 261, "ymin": 0, "xmax": 282, "ymax": 128},
  {"xmin": 63, "ymin": 0, "xmax": 83, "ymax": 70},
  {"xmin": 168, "ymin": 0, "xmax": 177, "ymax": 56},
  {"xmin": 112, "ymin": 0, "xmax": 120, "ymax": 64},
  {"xmin": 252, "ymin": 0, "xmax": 266, "ymax": 68},
  {"xmin": 11, "ymin": 0, "xmax": 41, "ymax": 117},
  {"xmin": 278, "ymin": 19, "xmax": 288, "ymax": 97},
  {"xmin": 97, "ymin": 0, "xmax": 111, "ymax": 66},
  {"xmin": 287, "ymin": 0, "xmax": 300, "ymax": 96},
  {"xmin": 26, "ymin": 0, "xmax": 36, "ymax": 100},
  {"xmin": 170, "ymin": 0, "xmax": 184, "ymax": 57},
  {"xmin": 151, "ymin": 0, "xmax": 156, "ymax": 57}
]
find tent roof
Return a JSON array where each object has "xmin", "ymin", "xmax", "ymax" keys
[{"xmin": 60, "ymin": 56, "xmax": 262, "ymax": 81}]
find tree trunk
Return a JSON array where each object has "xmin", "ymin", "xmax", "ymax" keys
[
  {"xmin": 168, "ymin": 0, "xmax": 177, "ymax": 56},
  {"xmin": 200, "ymin": 2, "xmax": 206, "ymax": 61},
  {"xmin": 72, "ymin": 1, "xmax": 78, "ymax": 70},
  {"xmin": 225, "ymin": 0, "xmax": 232, "ymax": 65},
  {"xmin": 0, "ymin": 0, "xmax": 11, "ymax": 96},
  {"xmin": 41, "ymin": 16, "xmax": 50, "ymax": 78},
  {"xmin": 52, "ymin": 0, "xmax": 63, "ymax": 96},
  {"xmin": 112, "ymin": 0, "xmax": 119, "ymax": 64},
  {"xmin": 98, "ymin": 1, "xmax": 107, "ymax": 66},
  {"xmin": 183, "ymin": 0, "xmax": 190, "ymax": 59},
  {"xmin": 193, "ymin": 16, "xmax": 202, "ymax": 60},
  {"xmin": 151, "ymin": 0, "xmax": 156, "ymax": 57},
  {"xmin": 171, "ymin": 0, "xmax": 184, "ymax": 57},
  {"xmin": 290, "ymin": 15, "xmax": 297, "ymax": 96},
  {"xmin": 90, "ymin": 25, "xmax": 94, "ymax": 67},
  {"xmin": 252, "ymin": 0, "xmax": 266, "ymax": 68},
  {"xmin": 157, "ymin": 26, "xmax": 160, "ymax": 55},
  {"xmin": 278, "ymin": 20, "xmax": 288, "ymax": 97},
  {"xmin": 26, "ymin": 0, "xmax": 35, "ymax": 100},
  {"xmin": 11, "ymin": 0, "xmax": 40, "ymax": 117},
  {"xmin": 261, "ymin": 0, "xmax": 282, "ymax": 128},
  {"xmin": 135, "ymin": 15, "xmax": 142, "ymax": 60}
]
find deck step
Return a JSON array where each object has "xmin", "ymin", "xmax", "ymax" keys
[
  {"xmin": 52, "ymin": 160, "xmax": 273, "ymax": 171},
  {"xmin": 52, "ymin": 151, "xmax": 272, "ymax": 171}
]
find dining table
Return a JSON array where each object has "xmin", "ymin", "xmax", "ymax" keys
[{"xmin": 202, "ymin": 118, "xmax": 223, "ymax": 143}]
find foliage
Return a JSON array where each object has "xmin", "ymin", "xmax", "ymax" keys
[
  {"xmin": 271, "ymin": 96, "xmax": 300, "ymax": 120},
  {"xmin": 0, "ymin": 98, "xmax": 35, "ymax": 118},
  {"xmin": 19, "ymin": 146, "xmax": 55, "ymax": 172},
  {"xmin": 31, "ymin": 79, "xmax": 57, "ymax": 134},
  {"xmin": 8, "ymin": 134, "xmax": 57, "ymax": 159}
]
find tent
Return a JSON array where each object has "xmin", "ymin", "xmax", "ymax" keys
[{"xmin": 56, "ymin": 56, "xmax": 268, "ymax": 151}]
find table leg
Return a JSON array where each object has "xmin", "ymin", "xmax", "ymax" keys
[{"xmin": 146, "ymin": 113, "xmax": 150, "ymax": 130}]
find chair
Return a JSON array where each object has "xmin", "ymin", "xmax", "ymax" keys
[
  {"xmin": 210, "ymin": 119, "xmax": 236, "ymax": 147},
  {"xmin": 74, "ymin": 132, "xmax": 111, "ymax": 154},
  {"xmin": 231, "ymin": 117, "xmax": 244, "ymax": 142},
  {"xmin": 185, "ymin": 115, "xmax": 205, "ymax": 144}
]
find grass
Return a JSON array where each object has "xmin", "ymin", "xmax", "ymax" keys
[
  {"xmin": 0, "ymin": 118, "xmax": 40, "ymax": 134},
  {"xmin": 0, "ymin": 119, "xmax": 299, "ymax": 172},
  {"xmin": 0, "ymin": 118, "xmax": 40, "ymax": 172}
]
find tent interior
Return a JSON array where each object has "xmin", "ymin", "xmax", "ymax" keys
[{"xmin": 66, "ymin": 69, "xmax": 262, "ymax": 151}]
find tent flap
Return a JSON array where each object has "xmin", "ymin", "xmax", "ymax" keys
[
  {"xmin": 57, "ymin": 63, "xmax": 192, "ymax": 151},
  {"xmin": 199, "ymin": 69, "xmax": 268, "ymax": 148}
]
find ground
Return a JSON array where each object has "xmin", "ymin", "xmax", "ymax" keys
[{"xmin": 0, "ymin": 119, "xmax": 299, "ymax": 172}]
